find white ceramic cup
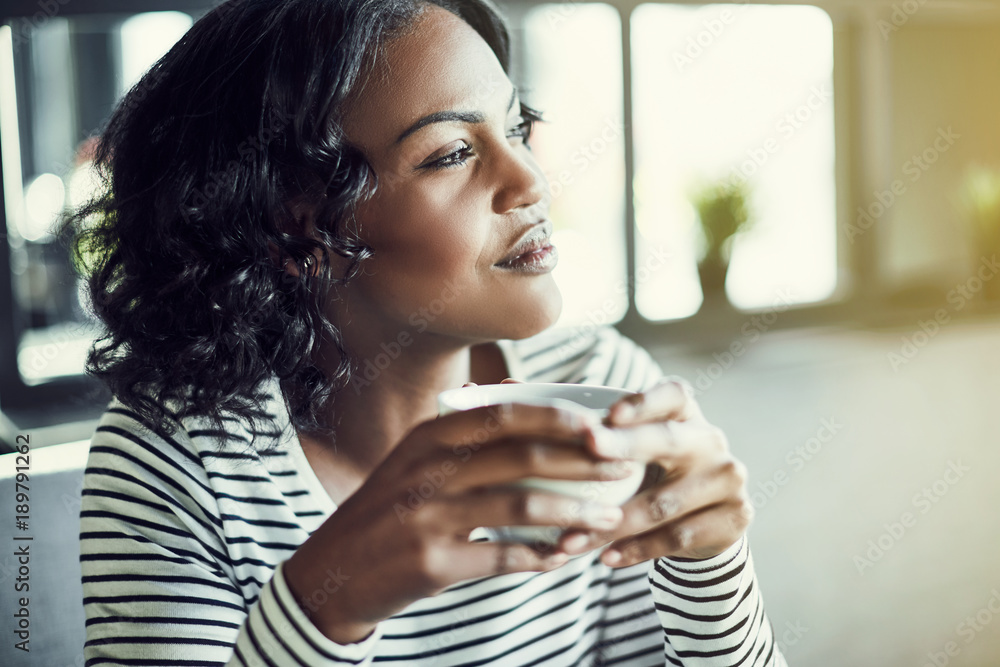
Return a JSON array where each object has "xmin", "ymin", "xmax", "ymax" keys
[{"xmin": 437, "ymin": 382, "xmax": 646, "ymax": 548}]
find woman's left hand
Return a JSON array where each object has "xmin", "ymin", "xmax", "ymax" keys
[{"xmin": 562, "ymin": 379, "xmax": 754, "ymax": 566}]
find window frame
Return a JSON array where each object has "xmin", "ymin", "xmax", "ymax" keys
[
  {"xmin": 0, "ymin": 0, "xmax": 211, "ymax": 449},
  {"xmin": 551, "ymin": 0, "xmax": 874, "ymax": 345},
  {"xmin": 512, "ymin": 0, "xmax": 1000, "ymax": 350},
  {"xmin": 2, "ymin": 0, "xmax": 997, "ymax": 447}
]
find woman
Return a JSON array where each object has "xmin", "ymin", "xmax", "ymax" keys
[{"xmin": 69, "ymin": 0, "xmax": 786, "ymax": 664}]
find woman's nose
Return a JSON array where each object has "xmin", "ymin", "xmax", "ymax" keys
[{"xmin": 493, "ymin": 145, "xmax": 548, "ymax": 214}]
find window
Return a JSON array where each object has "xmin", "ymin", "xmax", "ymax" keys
[
  {"xmin": 0, "ymin": 9, "xmax": 194, "ymax": 438},
  {"xmin": 521, "ymin": 3, "xmax": 627, "ymax": 329},
  {"xmin": 513, "ymin": 2, "xmax": 839, "ymax": 326},
  {"xmin": 3, "ymin": 1, "xmax": 997, "ymax": 443},
  {"xmin": 632, "ymin": 3, "xmax": 837, "ymax": 318}
]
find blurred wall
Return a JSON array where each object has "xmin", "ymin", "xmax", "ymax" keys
[
  {"xmin": 648, "ymin": 315, "xmax": 1000, "ymax": 667},
  {"xmin": 886, "ymin": 20, "xmax": 1000, "ymax": 288}
]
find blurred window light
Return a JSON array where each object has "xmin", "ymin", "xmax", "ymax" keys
[
  {"xmin": 0, "ymin": 25, "xmax": 27, "ymax": 244},
  {"xmin": 632, "ymin": 3, "xmax": 837, "ymax": 319},
  {"xmin": 22, "ymin": 172, "xmax": 64, "ymax": 242},
  {"xmin": 66, "ymin": 155, "xmax": 101, "ymax": 211},
  {"xmin": 1, "ymin": 11, "xmax": 193, "ymax": 386},
  {"xmin": 522, "ymin": 3, "xmax": 628, "ymax": 329},
  {"xmin": 118, "ymin": 11, "xmax": 192, "ymax": 96},
  {"xmin": 18, "ymin": 322, "xmax": 96, "ymax": 384}
]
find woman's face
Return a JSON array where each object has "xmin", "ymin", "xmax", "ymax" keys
[{"xmin": 335, "ymin": 4, "xmax": 561, "ymax": 344}]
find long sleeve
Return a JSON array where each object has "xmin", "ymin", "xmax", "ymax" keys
[
  {"xmin": 543, "ymin": 327, "xmax": 785, "ymax": 666},
  {"xmin": 649, "ymin": 537, "xmax": 786, "ymax": 665},
  {"xmin": 79, "ymin": 406, "xmax": 382, "ymax": 667},
  {"xmin": 579, "ymin": 537, "xmax": 784, "ymax": 666},
  {"xmin": 79, "ymin": 324, "xmax": 789, "ymax": 666}
]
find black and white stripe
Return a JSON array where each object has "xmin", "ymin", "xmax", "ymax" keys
[{"xmin": 80, "ymin": 325, "xmax": 784, "ymax": 666}]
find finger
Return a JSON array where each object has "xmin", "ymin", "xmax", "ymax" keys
[
  {"xmin": 605, "ymin": 457, "xmax": 745, "ymax": 538},
  {"xmin": 606, "ymin": 379, "xmax": 702, "ymax": 427},
  {"xmin": 414, "ymin": 538, "xmax": 571, "ymax": 589},
  {"xmin": 441, "ymin": 488, "xmax": 625, "ymax": 536},
  {"xmin": 429, "ymin": 402, "xmax": 600, "ymax": 448},
  {"xmin": 554, "ymin": 459, "xmax": 743, "ymax": 555},
  {"xmin": 454, "ymin": 541, "xmax": 572, "ymax": 581},
  {"xmin": 443, "ymin": 440, "xmax": 639, "ymax": 492},
  {"xmin": 599, "ymin": 500, "xmax": 753, "ymax": 567},
  {"xmin": 586, "ymin": 419, "xmax": 727, "ymax": 462},
  {"xmin": 463, "ymin": 382, "xmax": 478, "ymax": 388},
  {"xmin": 500, "ymin": 378, "xmax": 523, "ymax": 384}
]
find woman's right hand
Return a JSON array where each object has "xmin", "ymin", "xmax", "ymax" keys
[{"xmin": 283, "ymin": 403, "xmax": 631, "ymax": 644}]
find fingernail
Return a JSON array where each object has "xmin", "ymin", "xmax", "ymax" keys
[
  {"xmin": 563, "ymin": 533, "xmax": 590, "ymax": 553},
  {"xmin": 566, "ymin": 409, "xmax": 601, "ymax": 432},
  {"xmin": 613, "ymin": 402, "xmax": 637, "ymax": 423},
  {"xmin": 580, "ymin": 503, "xmax": 623, "ymax": 529},
  {"xmin": 595, "ymin": 460, "xmax": 632, "ymax": 480},
  {"xmin": 592, "ymin": 425, "xmax": 628, "ymax": 459},
  {"xmin": 602, "ymin": 549, "xmax": 622, "ymax": 566}
]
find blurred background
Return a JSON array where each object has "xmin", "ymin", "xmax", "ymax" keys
[{"xmin": 1, "ymin": 0, "xmax": 999, "ymax": 665}]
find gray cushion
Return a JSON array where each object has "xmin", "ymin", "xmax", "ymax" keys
[{"xmin": 0, "ymin": 440, "xmax": 89, "ymax": 667}]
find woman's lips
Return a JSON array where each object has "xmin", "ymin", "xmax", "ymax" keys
[{"xmin": 495, "ymin": 243, "xmax": 558, "ymax": 273}]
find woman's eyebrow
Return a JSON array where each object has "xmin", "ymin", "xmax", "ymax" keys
[{"xmin": 395, "ymin": 87, "xmax": 517, "ymax": 144}]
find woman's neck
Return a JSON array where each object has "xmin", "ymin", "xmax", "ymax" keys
[{"xmin": 306, "ymin": 331, "xmax": 509, "ymax": 484}]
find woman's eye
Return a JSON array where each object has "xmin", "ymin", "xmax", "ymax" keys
[
  {"xmin": 507, "ymin": 118, "xmax": 534, "ymax": 147},
  {"xmin": 420, "ymin": 141, "xmax": 474, "ymax": 170}
]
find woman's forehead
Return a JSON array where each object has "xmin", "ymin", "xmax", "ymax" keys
[{"xmin": 342, "ymin": 5, "xmax": 511, "ymax": 151}]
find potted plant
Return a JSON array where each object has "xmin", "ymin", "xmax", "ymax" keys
[
  {"xmin": 691, "ymin": 180, "xmax": 755, "ymax": 310},
  {"xmin": 958, "ymin": 166, "xmax": 1000, "ymax": 301}
]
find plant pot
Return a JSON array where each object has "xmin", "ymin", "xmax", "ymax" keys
[{"xmin": 697, "ymin": 257, "xmax": 731, "ymax": 311}]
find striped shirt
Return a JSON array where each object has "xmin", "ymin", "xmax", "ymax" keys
[{"xmin": 80, "ymin": 325, "xmax": 786, "ymax": 666}]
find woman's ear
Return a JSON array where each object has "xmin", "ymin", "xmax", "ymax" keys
[
  {"xmin": 268, "ymin": 195, "xmax": 340, "ymax": 279},
  {"xmin": 267, "ymin": 241, "xmax": 324, "ymax": 278}
]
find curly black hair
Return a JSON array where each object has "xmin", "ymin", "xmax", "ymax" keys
[{"xmin": 61, "ymin": 0, "xmax": 517, "ymax": 452}]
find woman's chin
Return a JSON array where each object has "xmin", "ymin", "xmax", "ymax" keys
[{"xmin": 497, "ymin": 282, "xmax": 563, "ymax": 340}]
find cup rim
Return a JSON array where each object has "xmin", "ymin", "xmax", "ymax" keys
[{"xmin": 437, "ymin": 382, "xmax": 634, "ymax": 414}]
